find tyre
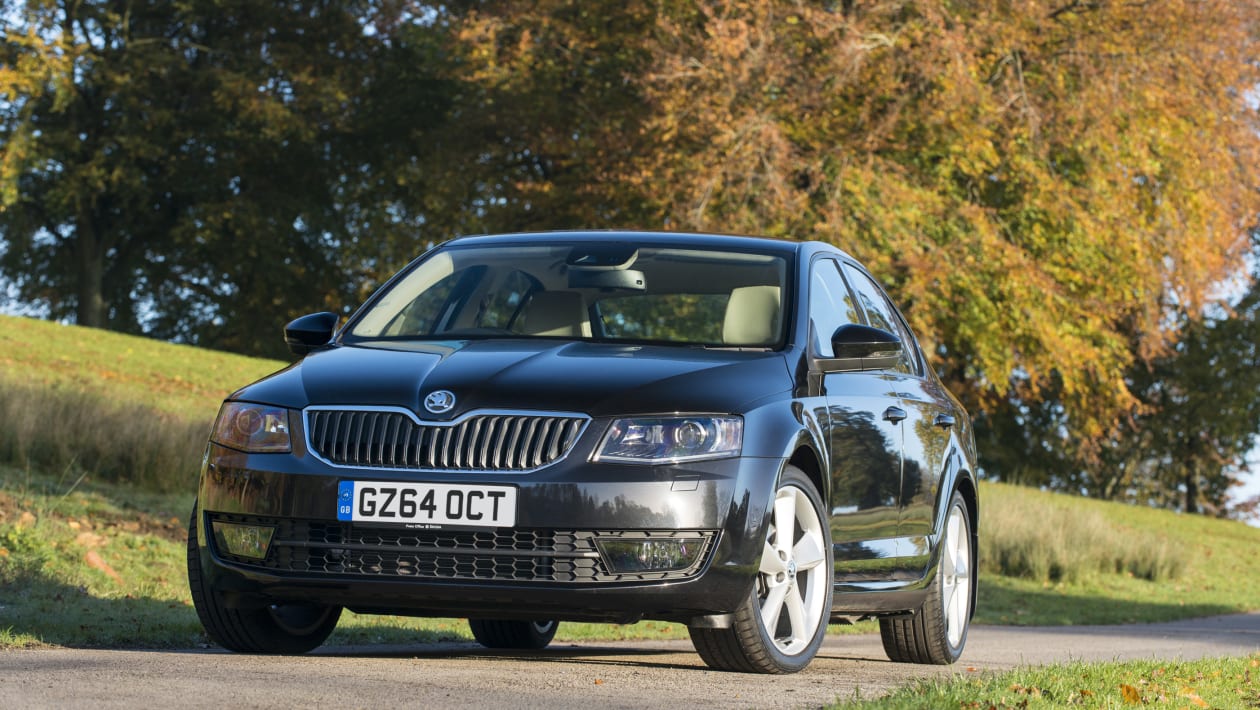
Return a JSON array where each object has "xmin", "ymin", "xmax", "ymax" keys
[
  {"xmin": 690, "ymin": 465, "xmax": 833, "ymax": 674},
  {"xmin": 880, "ymin": 489, "xmax": 974, "ymax": 664},
  {"xmin": 187, "ymin": 509, "xmax": 341, "ymax": 654},
  {"xmin": 468, "ymin": 619, "xmax": 559, "ymax": 650}
]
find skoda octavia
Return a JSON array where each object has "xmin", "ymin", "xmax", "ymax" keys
[{"xmin": 188, "ymin": 231, "xmax": 978, "ymax": 673}]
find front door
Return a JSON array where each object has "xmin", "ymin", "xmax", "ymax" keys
[{"xmin": 808, "ymin": 258, "xmax": 905, "ymax": 583}]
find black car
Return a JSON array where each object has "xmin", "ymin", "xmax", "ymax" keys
[{"xmin": 188, "ymin": 231, "xmax": 978, "ymax": 673}]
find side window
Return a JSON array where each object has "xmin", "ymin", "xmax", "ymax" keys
[
  {"xmin": 841, "ymin": 263, "xmax": 917, "ymax": 375},
  {"xmin": 808, "ymin": 259, "xmax": 863, "ymax": 357}
]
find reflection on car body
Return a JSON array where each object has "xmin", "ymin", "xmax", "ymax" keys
[{"xmin": 188, "ymin": 231, "xmax": 979, "ymax": 673}]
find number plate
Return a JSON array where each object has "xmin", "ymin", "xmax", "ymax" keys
[{"xmin": 337, "ymin": 481, "xmax": 516, "ymax": 528}]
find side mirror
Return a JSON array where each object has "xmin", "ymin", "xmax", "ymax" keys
[
  {"xmin": 816, "ymin": 323, "xmax": 902, "ymax": 372},
  {"xmin": 285, "ymin": 312, "xmax": 339, "ymax": 356}
]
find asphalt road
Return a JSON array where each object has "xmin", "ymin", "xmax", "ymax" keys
[{"xmin": 2, "ymin": 614, "xmax": 1258, "ymax": 709}]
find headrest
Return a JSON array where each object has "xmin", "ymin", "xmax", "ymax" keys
[
  {"xmin": 723, "ymin": 286, "xmax": 781, "ymax": 346},
  {"xmin": 518, "ymin": 291, "xmax": 587, "ymax": 337}
]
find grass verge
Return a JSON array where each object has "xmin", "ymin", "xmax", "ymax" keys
[
  {"xmin": 831, "ymin": 654, "xmax": 1260, "ymax": 708},
  {"xmin": 0, "ymin": 375, "xmax": 210, "ymax": 493},
  {"xmin": 974, "ymin": 482, "xmax": 1260, "ymax": 626}
]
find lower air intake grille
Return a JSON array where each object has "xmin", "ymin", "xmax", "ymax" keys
[{"xmin": 209, "ymin": 514, "xmax": 716, "ymax": 585}]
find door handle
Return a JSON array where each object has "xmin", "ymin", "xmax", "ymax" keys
[
  {"xmin": 934, "ymin": 413, "xmax": 955, "ymax": 429},
  {"xmin": 882, "ymin": 406, "xmax": 907, "ymax": 424}
]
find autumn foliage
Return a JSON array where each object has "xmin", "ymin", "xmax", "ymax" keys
[
  {"xmin": 3, "ymin": 1, "xmax": 1260, "ymax": 508},
  {"xmin": 449, "ymin": 0, "xmax": 1260, "ymax": 451}
]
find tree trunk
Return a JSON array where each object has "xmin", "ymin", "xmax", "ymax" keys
[
  {"xmin": 1184, "ymin": 465, "xmax": 1200, "ymax": 515},
  {"xmin": 74, "ymin": 218, "xmax": 106, "ymax": 329}
]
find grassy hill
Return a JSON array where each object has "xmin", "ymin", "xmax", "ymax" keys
[
  {"xmin": 0, "ymin": 315, "xmax": 284, "ymax": 491},
  {"xmin": 0, "ymin": 314, "xmax": 282, "ymax": 420},
  {"xmin": 1, "ymin": 314, "xmax": 1259, "ymax": 651}
]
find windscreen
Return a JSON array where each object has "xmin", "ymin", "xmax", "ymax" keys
[{"xmin": 347, "ymin": 243, "xmax": 790, "ymax": 348}]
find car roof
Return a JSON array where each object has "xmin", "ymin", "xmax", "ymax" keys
[{"xmin": 445, "ymin": 230, "xmax": 846, "ymax": 259}]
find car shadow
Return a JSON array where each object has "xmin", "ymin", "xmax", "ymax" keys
[
  {"xmin": 0, "ymin": 567, "xmax": 203, "ymax": 648},
  {"xmin": 172, "ymin": 641, "xmax": 708, "ymax": 671}
]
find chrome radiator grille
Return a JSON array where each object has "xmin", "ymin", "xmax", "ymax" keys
[{"xmin": 306, "ymin": 409, "xmax": 587, "ymax": 472}]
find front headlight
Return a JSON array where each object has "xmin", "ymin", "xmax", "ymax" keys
[
  {"xmin": 211, "ymin": 402, "xmax": 292, "ymax": 453},
  {"xmin": 593, "ymin": 416, "xmax": 742, "ymax": 464}
]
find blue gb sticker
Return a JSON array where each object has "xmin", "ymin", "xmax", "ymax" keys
[{"xmin": 337, "ymin": 481, "xmax": 354, "ymax": 521}]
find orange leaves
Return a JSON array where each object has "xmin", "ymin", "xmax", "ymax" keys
[
  {"xmin": 1179, "ymin": 686, "xmax": 1210, "ymax": 708},
  {"xmin": 84, "ymin": 550, "xmax": 122, "ymax": 584},
  {"xmin": 1119, "ymin": 683, "xmax": 1141, "ymax": 704},
  {"xmin": 597, "ymin": 0, "xmax": 1260, "ymax": 447}
]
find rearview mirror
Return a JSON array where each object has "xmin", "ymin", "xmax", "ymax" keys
[
  {"xmin": 284, "ymin": 312, "xmax": 339, "ymax": 356},
  {"xmin": 568, "ymin": 269, "xmax": 646, "ymax": 291}
]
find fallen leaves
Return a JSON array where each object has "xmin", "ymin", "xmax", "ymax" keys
[
  {"xmin": 1120, "ymin": 683, "xmax": 1142, "ymax": 704},
  {"xmin": 1179, "ymin": 686, "xmax": 1210, "ymax": 708},
  {"xmin": 84, "ymin": 550, "xmax": 122, "ymax": 584}
]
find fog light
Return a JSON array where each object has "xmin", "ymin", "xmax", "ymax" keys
[
  {"xmin": 212, "ymin": 521, "xmax": 275, "ymax": 560},
  {"xmin": 597, "ymin": 538, "xmax": 704, "ymax": 573}
]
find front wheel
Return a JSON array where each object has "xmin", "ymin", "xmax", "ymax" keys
[
  {"xmin": 187, "ymin": 509, "xmax": 341, "ymax": 653},
  {"xmin": 690, "ymin": 465, "xmax": 833, "ymax": 674},
  {"xmin": 468, "ymin": 619, "xmax": 558, "ymax": 649},
  {"xmin": 880, "ymin": 489, "xmax": 974, "ymax": 664}
]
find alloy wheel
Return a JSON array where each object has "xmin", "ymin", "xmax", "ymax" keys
[
  {"xmin": 941, "ymin": 502, "xmax": 972, "ymax": 647},
  {"xmin": 757, "ymin": 484, "xmax": 829, "ymax": 655}
]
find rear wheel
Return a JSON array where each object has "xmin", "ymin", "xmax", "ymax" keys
[
  {"xmin": 690, "ymin": 465, "xmax": 832, "ymax": 674},
  {"xmin": 880, "ymin": 489, "xmax": 973, "ymax": 664},
  {"xmin": 187, "ymin": 509, "xmax": 341, "ymax": 653},
  {"xmin": 468, "ymin": 619, "xmax": 559, "ymax": 650}
]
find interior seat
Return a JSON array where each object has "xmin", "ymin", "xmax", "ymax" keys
[
  {"xmin": 516, "ymin": 291, "xmax": 589, "ymax": 337},
  {"xmin": 723, "ymin": 285, "xmax": 781, "ymax": 346}
]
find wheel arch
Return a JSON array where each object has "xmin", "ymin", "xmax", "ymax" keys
[
  {"xmin": 931, "ymin": 431, "xmax": 979, "ymax": 539},
  {"xmin": 787, "ymin": 442, "xmax": 827, "ymax": 505},
  {"xmin": 933, "ymin": 441, "xmax": 979, "ymax": 623}
]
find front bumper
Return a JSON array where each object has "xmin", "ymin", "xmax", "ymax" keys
[{"xmin": 194, "ymin": 439, "xmax": 780, "ymax": 624}]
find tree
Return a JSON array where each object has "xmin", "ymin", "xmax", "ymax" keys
[
  {"xmin": 4, "ymin": 0, "xmax": 1260, "ymax": 508},
  {"xmin": 978, "ymin": 232, "xmax": 1260, "ymax": 516},
  {"xmin": 1103, "ymin": 242, "xmax": 1260, "ymax": 515},
  {"xmin": 429, "ymin": 0, "xmax": 660, "ymax": 234},
  {"xmin": 616, "ymin": 0, "xmax": 1260, "ymax": 452},
  {"xmin": 0, "ymin": 0, "xmax": 453, "ymax": 356}
]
